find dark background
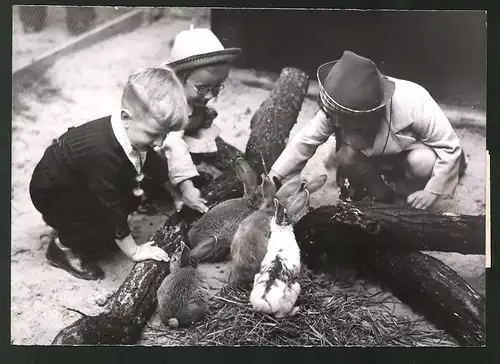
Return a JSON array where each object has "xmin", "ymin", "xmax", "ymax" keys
[{"xmin": 211, "ymin": 9, "xmax": 487, "ymax": 109}]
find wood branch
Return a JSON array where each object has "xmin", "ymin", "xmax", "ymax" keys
[
  {"xmin": 294, "ymin": 200, "xmax": 486, "ymax": 347},
  {"xmin": 245, "ymin": 67, "xmax": 310, "ymax": 176},
  {"xmin": 51, "ymin": 67, "xmax": 310, "ymax": 345},
  {"xmin": 357, "ymin": 250, "xmax": 485, "ymax": 347},
  {"xmin": 294, "ymin": 200, "xmax": 485, "ymax": 257}
]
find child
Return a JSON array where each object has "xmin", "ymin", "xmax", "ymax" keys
[
  {"xmin": 269, "ymin": 50, "xmax": 467, "ymax": 210},
  {"xmin": 138, "ymin": 26, "xmax": 241, "ymax": 215},
  {"xmin": 30, "ymin": 67, "xmax": 189, "ymax": 281}
]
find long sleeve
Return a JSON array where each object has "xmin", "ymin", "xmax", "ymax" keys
[
  {"xmin": 87, "ymin": 151, "xmax": 132, "ymax": 240},
  {"xmin": 271, "ymin": 109, "xmax": 335, "ymax": 181},
  {"xmin": 411, "ymin": 90, "xmax": 463, "ymax": 195},
  {"xmin": 160, "ymin": 131, "xmax": 199, "ymax": 186}
]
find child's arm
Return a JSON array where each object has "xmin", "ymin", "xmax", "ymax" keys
[
  {"xmin": 159, "ymin": 132, "xmax": 209, "ymax": 213},
  {"xmin": 270, "ymin": 109, "xmax": 334, "ymax": 182},
  {"xmin": 115, "ymin": 233, "xmax": 169, "ymax": 262},
  {"xmin": 87, "ymin": 155, "xmax": 169, "ymax": 262},
  {"xmin": 410, "ymin": 89, "xmax": 463, "ymax": 196}
]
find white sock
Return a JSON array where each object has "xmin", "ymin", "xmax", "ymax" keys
[{"xmin": 54, "ymin": 237, "xmax": 70, "ymax": 251}]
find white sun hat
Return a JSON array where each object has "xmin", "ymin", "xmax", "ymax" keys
[{"xmin": 163, "ymin": 25, "xmax": 241, "ymax": 71}]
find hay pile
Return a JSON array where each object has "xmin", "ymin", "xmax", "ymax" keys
[{"xmin": 143, "ymin": 269, "xmax": 458, "ymax": 347}]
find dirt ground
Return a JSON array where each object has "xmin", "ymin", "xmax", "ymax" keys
[{"xmin": 11, "ymin": 7, "xmax": 487, "ymax": 346}]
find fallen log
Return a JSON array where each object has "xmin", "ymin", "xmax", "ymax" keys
[
  {"xmin": 357, "ymin": 250, "xmax": 486, "ymax": 347},
  {"xmin": 294, "ymin": 200, "xmax": 486, "ymax": 347},
  {"xmin": 294, "ymin": 200, "xmax": 485, "ymax": 257},
  {"xmin": 51, "ymin": 67, "xmax": 310, "ymax": 345}
]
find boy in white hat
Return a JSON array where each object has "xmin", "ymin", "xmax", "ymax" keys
[
  {"xmin": 269, "ymin": 50, "xmax": 467, "ymax": 210},
  {"xmin": 140, "ymin": 26, "xmax": 241, "ymax": 214}
]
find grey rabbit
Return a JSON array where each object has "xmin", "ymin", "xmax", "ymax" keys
[
  {"xmin": 156, "ymin": 240, "xmax": 214, "ymax": 328},
  {"xmin": 229, "ymin": 172, "xmax": 328, "ymax": 287},
  {"xmin": 229, "ymin": 175, "xmax": 278, "ymax": 287},
  {"xmin": 188, "ymin": 157, "xmax": 264, "ymax": 263}
]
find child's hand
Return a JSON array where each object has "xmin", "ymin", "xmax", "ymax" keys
[
  {"xmin": 132, "ymin": 241, "xmax": 170, "ymax": 263},
  {"xmin": 407, "ymin": 190, "xmax": 438, "ymax": 210},
  {"xmin": 179, "ymin": 181, "xmax": 209, "ymax": 213}
]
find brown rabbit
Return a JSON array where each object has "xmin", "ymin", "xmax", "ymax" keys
[
  {"xmin": 156, "ymin": 241, "xmax": 213, "ymax": 328},
  {"xmin": 229, "ymin": 173, "xmax": 328, "ymax": 287},
  {"xmin": 229, "ymin": 176, "xmax": 278, "ymax": 287},
  {"xmin": 275, "ymin": 173, "xmax": 328, "ymax": 225},
  {"xmin": 188, "ymin": 157, "xmax": 264, "ymax": 263}
]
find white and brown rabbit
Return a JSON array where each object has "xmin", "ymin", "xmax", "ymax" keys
[
  {"xmin": 156, "ymin": 240, "xmax": 215, "ymax": 328},
  {"xmin": 188, "ymin": 157, "xmax": 264, "ymax": 263},
  {"xmin": 229, "ymin": 173, "xmax": 327, "ymax": 287},
  {"xmin": 229, "ymin": 176, "xmax": 278, "ymax": 286},
  {"xmin": 249, "ymin": 198, "xmax": 302, "ymax": 318}
]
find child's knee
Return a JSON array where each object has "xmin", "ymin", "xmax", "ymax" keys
[{"xmin": 404, "ymin": 148, "xmax": 436, "ymax": 179}]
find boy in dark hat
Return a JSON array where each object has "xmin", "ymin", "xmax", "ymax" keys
[
  {"xmin": 269, "ymin": 50, "xmax": 466, "ymax": 210},
  {"xmin": 30, "ymin": 67, "xmax": 189, "ymax": 280}
]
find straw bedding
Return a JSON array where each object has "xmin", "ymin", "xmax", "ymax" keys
[{"xmin": 142, "ymin": 267, "xmax": 457, "ymax": 347}]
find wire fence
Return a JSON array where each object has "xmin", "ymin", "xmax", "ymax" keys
[{"xmin": 18, "ymin": 6, "xmax": 101, "ymax": 36}]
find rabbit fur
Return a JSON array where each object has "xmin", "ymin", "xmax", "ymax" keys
[
  {"xmin": 229, "ymin": 173, "xmax": 328, "ymax": 286},
  {"xmin": 249, "ymin": 198, "xmax": 302, "ymax": 318},
  {"xmin": 229, "ymin": 176, "xmax": 277, "ymax": 286},
  {"xmin": 156, "ymin": 241, "xmax": 210, "ymax": 328},
  {"xmin": 188, "ymin": 157, "xmax": 263, "ymax": 263}
]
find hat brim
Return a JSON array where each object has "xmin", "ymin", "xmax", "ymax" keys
[
  {"xmin": 317, "ymin": 60, "xmax": 395, "ymax": 116},
  {"xmin": 163, "ymin": 48, "xmax": 242, "ymax": 72}
]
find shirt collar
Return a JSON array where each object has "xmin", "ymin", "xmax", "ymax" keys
[
  {"xmin": 111, "ymin": 110, "xmax": 146, "ymax": 174},
  {"xmin": 111, "ymin": 110, "xmax": 134, "ymax": 157}
]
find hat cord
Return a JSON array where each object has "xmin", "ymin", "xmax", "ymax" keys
[{"xmin": 380, "ymin": 100, "xmax": 393, "ymax": 156}]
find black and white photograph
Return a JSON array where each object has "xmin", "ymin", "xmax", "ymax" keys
[{"xmin": 11, "ymin": 6, "xmax": 487, "ymax": 347}]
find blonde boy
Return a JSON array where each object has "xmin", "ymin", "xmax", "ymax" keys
[{"xmin": 30, "ymin": 67, "xmax": 189, "ymax": 281}]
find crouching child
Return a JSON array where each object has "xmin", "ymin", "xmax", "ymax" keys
[{"xmin": 29, "ymin": 67, "xmax": 189, "ymax": 281}]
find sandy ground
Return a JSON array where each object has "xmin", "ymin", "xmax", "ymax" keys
[{"xmin": 11, "ymin": 7, "xmax": 486, "ymax": 346}]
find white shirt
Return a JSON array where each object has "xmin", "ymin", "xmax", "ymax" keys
[{"xmin": 110, "ymin": 110, "xmax": 147, "ymax": 175}]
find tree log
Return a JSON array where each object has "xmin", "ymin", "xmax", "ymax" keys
[
  {"xmin": 245, "ymin": 68, "xmax": 310, "ymax": 175},
  {"xmin": 294, "ymin": 200, "xmax": 485, "ymax": 257},
  {"xmin": 357, "ymin": 250, "xmax": 486, "ymax": 347},
  {"xmin": 51, "ymin": 67, "xmax": 310, "ymax": 345},
  {"xmin": 294, "ymin": 200, "xmax": 486, "ymax": 347}
]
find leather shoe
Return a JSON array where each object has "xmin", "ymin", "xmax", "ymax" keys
[{"xmin": 46, "ymin": 240, "xmax": 105, "ymax": 281}]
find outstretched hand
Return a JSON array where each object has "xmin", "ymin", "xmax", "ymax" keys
[
  {"xmin": 407, "ymin": 190, "xmax": 438, "ymax": 210},
  {"xmin": 180, "ymin": 183, "xmax": 209, "ymax": 214},
  {"xmin": 132, "ymin": 241, "xmax": 170, "ymax": 263}
]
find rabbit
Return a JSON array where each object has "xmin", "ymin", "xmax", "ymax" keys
[
  {"xmin": 188, "ymin": 157, "xmax": 264, "ymax": 263},
  {"xmin": 275, "ymin": 173, "xmax": 328, "ymax": 225},
  {"xmin": 229, "ymin": 175, "xmax": 278, "ymax": 287},
  {"xmin": 229, "ymin": 173, "xmax": 328, "ymax": 287},
  {"xmin": 156, "ymin": 240, "xmax": 215, "ymax": 328},
  {"xmin": 249, "ymin": 198, "xmax": 302, "ymax": 318}
]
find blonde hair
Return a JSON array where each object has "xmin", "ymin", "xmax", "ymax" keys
[{"xmin": 121, "ymin": 66, "xmax": 189, "ymax": 132}]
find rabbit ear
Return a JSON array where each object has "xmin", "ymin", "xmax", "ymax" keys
[
  {"xmin": 190, "ymin": 235, "xmax": 218, "ymax": 263},
  {"xmin": 235, "ymin": 158, "xmax": 257, "ymax": 184},
  {"xmin": 274, "ymin": 198, "xmax": 286, "ymax": 224},
  {"xmin": 262, "ymin": 176, "xmax": 277, "ymax": 205},
  {"xmin": 302, "ymin": 174, "xmax": 328, "ymax": 193},
  {"xmin": 272, "ymin": 176, "xmax": 282, "ymax": 191},
  {"xmin": 180, "ymin": 241, "xmax": 191, "ymax": 266}
]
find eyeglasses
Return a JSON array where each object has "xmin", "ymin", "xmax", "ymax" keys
[{"xmin": 187, "ymin": 81, "xmax": 225, "ymax": 97}]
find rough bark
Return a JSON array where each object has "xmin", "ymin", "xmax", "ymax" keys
[
  {"xmin": 245, "ymin": 68, "xmax": 310, "ymax": 176},
  {"xmin": 294, "ymin": 200, "xmax": 485, "ymax": 258},
  {"xmin": 51, "ymin": 67, "xmax": 310, "ymax": 345},
  {"xmin": 358, "ymin": 250, "xmax": 486, "ymax": 347},
  {"xmin": 294, "ymin": 200, "xmax": 486, "ymax": 347}
]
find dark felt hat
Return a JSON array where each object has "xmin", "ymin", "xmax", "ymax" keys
[{"xmin": 317, "ymin": 50, "xmax": 395, "ymax": 116}]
